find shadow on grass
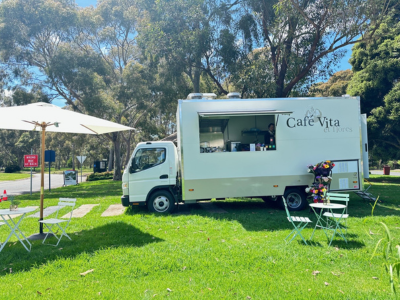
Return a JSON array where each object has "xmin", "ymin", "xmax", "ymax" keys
[{"xmin": 0, "ymin": 221, "xmax": 163, "ymax": 276}]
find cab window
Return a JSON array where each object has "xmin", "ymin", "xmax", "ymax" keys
[{"xmin": 130, "ymin": 148, "xmax": 166, "ymax": 173}]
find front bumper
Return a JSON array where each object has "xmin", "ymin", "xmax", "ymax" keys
[{"xmin": 121, "ymin": 195, "xmax": 130, "ymax": 207}]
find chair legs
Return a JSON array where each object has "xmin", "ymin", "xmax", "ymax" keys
[
  {"xmin": 285, "ymin": 221, "xmax": 309, "ymax": 245},
  {"xmin": 41, "ymin": 223, "xmax": 71, "ymax": 246}
]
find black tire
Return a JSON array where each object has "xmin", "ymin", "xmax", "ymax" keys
[
  {"xmin": 283, "ymin": 188, "xmax": 308, "ymax": 211},
  {"xmin": 147, "ymin": 190, "xmax": 175, "ymax": 213}
]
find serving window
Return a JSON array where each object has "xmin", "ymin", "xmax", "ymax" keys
[{"xmin": 198, "ymin": 110, "xmax": 290, "ymax": 153}]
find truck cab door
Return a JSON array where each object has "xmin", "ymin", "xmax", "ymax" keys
[{"xmin": 128, "ymin": 147, "xmax": 170, "ymax": 202}]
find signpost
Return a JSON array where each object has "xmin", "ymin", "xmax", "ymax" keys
[
  {"xmin": 24, "ymin": 151, "xmax": 38, "ymax": 195},
  {"xmin": 45, "ymin": 150, "xmax": 56, "ymax": 191},
  {"xmin": 76, "ymin": 156, "xmax": 87, "ymax": 183}
]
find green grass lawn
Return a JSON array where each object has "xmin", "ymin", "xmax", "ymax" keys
[
  {"xmin": 0, "ymin": 172, "xmax": 31, "ymax": 181},
  {"xmin": 0, "ymin": 176, "xmax": 399, "ymax": 299}
]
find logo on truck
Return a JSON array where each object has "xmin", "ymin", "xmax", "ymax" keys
[{"xmin": 286, "ymin": 107, "xmax": 352, "ymax": 133}]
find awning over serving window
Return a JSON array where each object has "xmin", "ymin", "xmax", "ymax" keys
[{"xmin": 198, "ymin": 110, "xmax": 293, "ymax": 118}]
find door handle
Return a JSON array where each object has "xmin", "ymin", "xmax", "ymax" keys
[{"xmin": 160, "ymin": 174, "xmax": 168, "ymax": 179}]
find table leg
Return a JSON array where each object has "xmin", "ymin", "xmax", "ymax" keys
[
  {"xmin": 310, "ymin": 207, "xmax": 329, "ymax": 241},
  {"xmin": 8, "ymin": 215, "xmax": 32, "ymax": 251},
  {"xmin": 328, "ymin": 208, "xmax": 347, "ymax": 246},
  {"xmin": 0, "ymin": 214, "xmax": 31, "ymax": 252}
]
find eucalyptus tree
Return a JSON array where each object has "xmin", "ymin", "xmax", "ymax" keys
[{"xmin": 0, "ymin": 0, "xmax": 170, "ymax": 180}]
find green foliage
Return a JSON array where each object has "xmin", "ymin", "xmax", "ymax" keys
[
  {"xmin": 87, "ymin": 171, "xmax": 114, "ymax": 181},
  {"xmin": 371, "ymin": 222, "xmax": 400, "ymax": 295},
  {"xmin": 309, "ymin": 70, "xmax": 353, "ymax": 97},
  {"xmin": 348, "ymin": 15, "xmax": 400, "ymax": 114},
  {"xmin": 347, "ymin": 12, "xmax": 400, "ymax": 161},
  {"xmin": 4, "ymin": 165, "xmax": 21, "ymax": 173},
  {"xmin": 66, "ymin": 157, "xmax": 73, "ymax": 168}
]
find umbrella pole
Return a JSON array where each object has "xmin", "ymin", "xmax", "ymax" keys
[{"xmin": 40, "ymin": 125, "xmax": 45, "ymax": 234}]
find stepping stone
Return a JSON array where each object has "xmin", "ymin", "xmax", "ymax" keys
[
  {"xmin": 61, "ymin": 204, "xmax": 99, "ymax": 218},
  {"xmin": 198, "ymin": 202, "xmax": 228, "ymax": 214},
  {"xmin": 3, "ymin": 206, "xmax": 39, "ymax": 220},
  {"xmin": 28, "ymin": 206, "xmax": 62, "ymax": 218},
  {"xmin": 101, "ymin": 204, "xmax": 125, "ymax": 217}
]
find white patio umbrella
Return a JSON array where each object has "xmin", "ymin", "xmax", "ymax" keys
[{"xmin": 0, "ymin": 102, "xmax": 134, "ymax": 238}]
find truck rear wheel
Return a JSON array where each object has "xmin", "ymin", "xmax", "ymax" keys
[
  {"xmin": 148, "ymin": 190, "xmax": 175, "ymax": 214},
  {"xmin": 283, "ymin": 188, "xmax": 308, "ymax": 211}
]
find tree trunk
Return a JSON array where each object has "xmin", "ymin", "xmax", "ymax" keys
[
  {"xmin": 108, "ymin": 147, "xmax": 114, "ymax": 172},
  {"xmin": 112, "ymin": 132, "xmax": 122, "ymax": 181},
  {"xmin": 193, "ymin": 56, "xmax": 201, "ymax": 93}
]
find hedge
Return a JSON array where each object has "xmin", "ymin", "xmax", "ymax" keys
[{"xmin": 87, "ymin": 171, "xmax": 114, "ymax": 181}]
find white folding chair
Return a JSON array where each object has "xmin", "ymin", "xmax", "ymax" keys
[
  {"xmin": 282, "ymin": 197, "xmax": 312, "ymax": 245},
  {"xmin": 39, "ymin": 198, "xmax": 76, "ymax": 246},
  {"xmin": 324, "ymin": 193, "xmax": 349, "ymax": 236}
]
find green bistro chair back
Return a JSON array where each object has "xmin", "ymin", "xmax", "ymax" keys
[
  {"xmin": 282, "ymin": 196, "xmax": 312, "ymax": 245},
  {"xmin": 323, "ymin": 193, "xmax": 349, "ymax": 237}
]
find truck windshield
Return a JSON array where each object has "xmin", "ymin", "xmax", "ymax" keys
[{"xmin": 131, "ymin": 148, "xmax": 166, "ymax": 172}]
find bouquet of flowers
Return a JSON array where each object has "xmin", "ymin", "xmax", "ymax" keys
[
  {"xmin": 307, "ymin": 160, "xmax": 335, "ymax": 177},
  {"xmin": 306, "ymin": 161, "xmax": 335, "ymax": 203}
]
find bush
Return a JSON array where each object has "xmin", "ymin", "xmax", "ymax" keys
[
  {"xmin": 87, "ymin": 171, "xmax": 114, "ymax": 181},
  {"xmin": 4, "ymin": 165, "xmax": 21, "ymax": 173}
]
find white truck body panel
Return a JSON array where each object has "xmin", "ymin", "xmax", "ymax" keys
[{"xmin": 177, "ymin": 97, "xmax": 365, "ymax": 201}]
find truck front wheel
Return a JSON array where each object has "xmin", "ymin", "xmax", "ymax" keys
[
  {"xmin": 148, "ymin": 190, "xmax": 175, "ymax": 214},
  {"xmin": 283, "ymin": 188, "xmax": 308, "ymax": 211}
]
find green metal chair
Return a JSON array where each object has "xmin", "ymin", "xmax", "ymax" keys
[
  {"xmin": 323, "ymin": 193, "xmax": 349, "ymax": 237},
  {"xmin": 283, "ymin": 196, "xmax": 312, "ymax": 245}
]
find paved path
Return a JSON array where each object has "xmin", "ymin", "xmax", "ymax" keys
[
  {"xmin": 101, "ymin": 204, "xmax": 126, "ymax": 217},
  {"xmin": 62, "ymin": 204, "xmax": 99, "ymax": 218},
  {"xmin": 0, "ymin": 173, "xmax": 87, "ymax": 195},
  {"xmin": 29, "ymin": 205, "xmax": 62, "ymax": 218},
  {"xmin": 370, "ymin": 170, "xmax": 400, "ymax": 176}
]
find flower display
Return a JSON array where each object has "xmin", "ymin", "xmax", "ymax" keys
[{"xmin": 306, "ymin": 161, "xmax": 335, "ymax": 203}]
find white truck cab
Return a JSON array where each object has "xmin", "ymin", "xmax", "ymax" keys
[{"xmin": 121, "ymin": 141, "xmax": 179, "ymax": 213}]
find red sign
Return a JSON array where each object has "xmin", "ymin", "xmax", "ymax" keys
[{"xmin": 24, "ymin": 155, "xmax": 38, "ymax": 167}]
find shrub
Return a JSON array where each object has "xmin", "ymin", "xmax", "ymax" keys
[
  {"xmin": 87, "ymin": 171, "xmax": 114, "ymax": 181},
  {"xmin": 4, "ymin": 165, "xmax": 21, "ymax": 173}
]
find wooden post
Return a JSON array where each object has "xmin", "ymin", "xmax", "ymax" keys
[{"xmin": 40, "ymin": 123, "xmax": 46, "ymax": 234}]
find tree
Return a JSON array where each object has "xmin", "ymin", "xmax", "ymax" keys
[
  {"xmin": 232, "ymin": 0, "xmax": 395, "ymax": 97},
  {"xmin": 347, "ymin": 13, "xmax": 400, "ymax": 115},
  {"xmin": 368, "ymin": 82, "xmax": 400, "ymax": 159},
  {"xmin": 347, "ymin": 12, "xmax": 400, "ymax": 160},
  {"xmin": 309, "ymin": 70, "xmax": 353, "ymax": 97},
  {"xmin": 0, "ymin": 0, "xmax": 174, "ymax": 180}
]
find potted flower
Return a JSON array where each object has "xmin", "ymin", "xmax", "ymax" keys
[{"xmin": 306, "ymin": 161, "xmax": 335, "ymax": 203}]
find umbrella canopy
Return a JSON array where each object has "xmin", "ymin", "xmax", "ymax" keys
[
  {"xmin": 0, "ymin": 102, "xmax": 132, "ymax": 134},
  {"xmin": 0, "ymin": 102, "xmax": 134, "ymax": 238}
]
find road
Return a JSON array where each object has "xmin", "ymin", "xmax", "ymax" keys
[
  {"xmin": 369, "ymin": 170, "xmax": 400, "ymax": 176},
  {"xmin": 0, "ymin": 173, "xmax": 86, "ymax": 196}
]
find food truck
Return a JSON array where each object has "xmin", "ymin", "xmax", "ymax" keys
[{"xmin": 121, "ymin": 93, "xmax": 369, "ymax": 213}]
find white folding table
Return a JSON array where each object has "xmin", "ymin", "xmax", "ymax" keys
[
  {"xmin": 309, "ymin": 203, "xmax": 347, "ymax": 246},
  {"xmin": 0, "ymin": 207, "xmax": 36, "ymax": 252}
]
